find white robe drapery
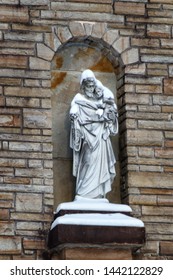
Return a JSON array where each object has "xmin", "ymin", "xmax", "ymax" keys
[{"xmin": 70, "ymin": 94, "xmax": 118, "ymax": 198}]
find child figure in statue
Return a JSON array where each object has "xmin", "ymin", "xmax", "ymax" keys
[{"xmin": 70, "ymin": 69, "xmax": 118, "ymax": 199}]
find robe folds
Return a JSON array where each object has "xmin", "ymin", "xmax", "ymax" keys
[{"xmin": 70, "ymin": 93, "xmax": 118, "ymax": 198}]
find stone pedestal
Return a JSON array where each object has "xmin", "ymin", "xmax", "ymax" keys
[{"xmin": 46, "ymin": 197, "xmax": 145, "ymax": 260}]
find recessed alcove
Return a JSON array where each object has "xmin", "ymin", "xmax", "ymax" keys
[{"xmin": 51, "ymin": 38, "xmax": 123, "ymax": 208}]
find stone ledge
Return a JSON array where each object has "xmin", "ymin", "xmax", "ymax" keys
[{"xmin": 43, "ymin": 243, "xmax": 143, "ymax": 260}]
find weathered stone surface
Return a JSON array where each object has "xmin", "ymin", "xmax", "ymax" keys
[
  {"xmin": 126, "ymin": 130, "xmax": 163, "ymax": 146},
  {"xmin": 160, "ymin": 242, "xmax": 173, "ymax": 256},
  {"xmin": 23, "ymin": 109, "xmax": 52, "ymax": 129},
  {"xmin": 16, "ymin": 193, "xmax": 42, "ymax": 212},
  {"xmin": 121, "ymin": 48, "xmax": 139, "ymax": 65},
  {"xmin": 114, "ymin": 2, "xmax": 145, "ymax": 16},
  {"xmin": 0, "ymin": 6, "xmax": 29, "ymax": 23},
  {"xmin": 128, "ymin": 172, "xmax": 173, "ymax": 189},
  {"xmin": 0, "ymin": 236, "xmax": 21, "ymax": 254}
]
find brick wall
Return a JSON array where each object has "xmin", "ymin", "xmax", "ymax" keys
[{"xmin": 0, "ymin": 0, "xmax": 173, "ymax": 259}]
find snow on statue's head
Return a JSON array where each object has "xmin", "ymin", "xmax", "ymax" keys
[{"xmin": 80, "ymin": 69, "xmax": 96, "ymax": 85}]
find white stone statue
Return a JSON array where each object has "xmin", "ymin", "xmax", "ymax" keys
[{"xmin": 70, "ymin": 69, "xmax": 118, "ymax": 199}]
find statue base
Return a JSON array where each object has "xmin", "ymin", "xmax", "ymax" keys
[{"xmin": 46, "ymin": 197, "xmax": 145, "ymax": 259}]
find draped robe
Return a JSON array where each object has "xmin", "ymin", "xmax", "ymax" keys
[{"xmin": 70, "ymin": 93, "xmax": 118, "ymax": 198}]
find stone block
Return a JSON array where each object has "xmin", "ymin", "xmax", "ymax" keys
[
  {"xmin": 0, "ymin": 6, "xmax": 29, "ymax": 23},
  {"xmin": 54, "ymin": 247, "xmax": 132, "ymax": 260},
  {"xmin": 103, "ymin": 29, "xmax": 119, "ymax": 45},
  {"xmin": 147, "ymin": 24, "xmax": 171, "ymax": 38},
  {"xmin": 23, "ymin": 108, "xmax": 52, "ymax": 129},
  {"xmin": 0, "ymin": 221, "xmax": 14, "ymax": 236},
  {"xmin": 122, "ymin": 48, "xmax": 139, "ymax": 65},
  {"xmin": 114, "ymin": 2, "xmax": 145, "ymax": 16},
  {"xmin": 0, "ymin": 115, "xmax": 21, "ymax": 127},
  {"xmin": 0, "ymin": 55, "xmax": 27, "ymax": 69},
  {"xmin": 160, "ymin": 242, "xmax": 173, "ymax": 256},
  {"xmin": 9, "ymin": 142, "xmax": 41, "ymax": 152},
  {"xmin": 138, "ymin": 120, "xmax": 172, "ymax": 131},
  {"xmin": 37, "ymin": 43, "xmax": 54, "ymax": 61},
  {"xmin": 4, "ymin": 87, "xmax": 52, "ymax": 98},
  {"xmin": 163, "ymin": 78, "xmax": 173, "ymax": 95},
  {"xmin": 23, "ymin": 238, "xmax": 46, "ymax": 250},
  {"xmin": 16, "ymin": 221, "xmax": 42, "ymax": 231},
  {"xmin": 113, "ymin": 37, "xmax": 130, "ymax": 53},
  {"xmin": 126, "ymin": 129, "xmax": 163, "ymax": 146},
  {"xmin": 20, "ymin": 0, "xmax": 48, "ymax": 5},
  {"xmin": 0, "ymin": 209, "xmax": 9, "ymax": 220},
  {"xmin": 69, "ymin": 21, "xmax": 85, "ymax": 37},
  {"xmin": 128, "ymin": 172, "xmax": 173, "ymax": 189},
  {"xmin": 92, "ymin": 22, "xmax": 107, "ymax": 39},
  {"xmin": 129, "ymin": 195, "xmax": 157, "ymax": 206},
  {"xmin": 15, "ymin": 168, "xmax": 53, "ymax": 179},
  {"xmin": 136, "ymin": 84, "xmax": 162, "ymax": 94},
  {"xmin": 16, "ymin": 193, "xmax": 43, "ymax": 212},
  {"xmin": 57, "ymin": 26, "xmax": 72, "ymax": 43},
  {"xmin": 6, "ymin": 97, "xmax": 40, "ymax": 108},
  {"xmin": 0, "ymin": 236, "xmax": 22, "ymax": 254},
  {"xmin": 29, "ymin": 57, "xmax": 50, "ymax": 70}
]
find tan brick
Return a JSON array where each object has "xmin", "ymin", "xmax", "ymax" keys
[
  {"xmin": 0, "ymin": 236, "xmax": 22, "ymax": 254},
  {"xmin": 4, "ymin": 87, "xmax": 52, "ymax": 98},
  {"xmin": 129, "ymin": 195, "xmax": 157, "ymax": 205},
  {"xmin": 0, "ymin": 221, "xmax": 14, "ymax": 236},
  {"xmin": 155, "ymin": 148, "xmax": 173, "ymax": 159},
  {"xmin": 0, "ymin": 115, "xmax": 21, "ymax": 127},
  {"xmin": 129, "ymin": 172, "xmax": 173, "ymax": 189},
  {"xmin": 160, "ymin": 242, "xmax": 173, "ymax": 256},
  {"xmin": 0, "ymin": 96, "xmax": 5, "ymax": 107},
  {"xmin": 15, "ymin": 168, "xmax": 53, "ymax": 179},
  {"xmin": 0, "ymin": 6, "xmax": 29, "ymax": 23},
  {"xmin": 0, "ymin": 158, "xmax": 26, "ymax": 168},
  {"xmin": 147, "ymin": 24, "xmax": 171, "ymax": 38},
  {"xmin": 103, "ymin": 29, "xmax": 119, "ymax": 46},
  {"xmin": 23, "ymin": 108, "xmax": 52, "ymax": 129},
  {"xmin": 92, "ymin": 22, "xmax": 107, "ymax": 39},
  {"xmin": 6, "ymin": 97, "xmax": 40, "ymax": 108},
  {"xmin": 0, "ymin": 209, "xmax": 9, "ymax": 220},
  {"xmin": 162, "ymin": 106, "xmax": 173, "ymax": 113},
  {"xmin": 29, "ymin": 57, "xmax": 50, "ymax": 70},
  {"xmin": 20, "ymin": 0, "xmax": 48, "ymax": 5},
  {"xmin": 37, "ymin": 43, "xmax": 54, "ymax": 61},
  {"xmin": 53, "ymin": 1, "xmax": 112, "ymax": 13},
  {"xmin": 16, "ymin": 193, "xmax": 42, "ymax": 212},
  {"xmin": 57, "ymin": 26, "xmax": 72, "ymax": 43},
  {"xmin": 127, "ymin": 129, "xmax": 163, "ymax": 146},
  {"xmin": 113, "ymin": 37, "xmax": 130, "ymax": 53},
  {"xmin": 164, "ymin": 78, "xmax": 173, "ymax": 95},
  {"xmin": 138, "ymin": 120, "xmax": 172, "ymax": 131},
  {"xmin": 9, "ymin": 142, "xmax": 41, "ymax": 152},
  {"xmin": 136, "ymin": 84, "xmax": 162, "ymax": 94},
  {"xmin": 114, "ymin": 2, "xmax": 145, "ymax": 16},
  {"xmin": 0, "ymin": 55, "xmax": 27, "ymax": 69},
  {"xmin": 121, "ymin": 48, "xmax": 139, "ymax": 65},
  {"xmin": 16, "ymin": 221, "xmax": 42, "ymax": 230},
  {"xmin": 23, "ymin": 238, "xmax": 46, "ymax": 250},
  {"xmin": 158, "ymin": 195, "xmax": 173, "ymax": 206}
]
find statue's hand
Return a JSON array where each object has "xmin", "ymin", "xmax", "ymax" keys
[{"xmin": 70, "ymin": 113, "xmax": 78, "ymax": 121}]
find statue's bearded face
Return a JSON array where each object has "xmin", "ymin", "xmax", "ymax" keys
[{"xmin": 82, "ymin": 78, "xmax": 95, "ymax": 99}]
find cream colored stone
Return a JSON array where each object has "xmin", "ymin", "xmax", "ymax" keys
[{"xmin": 16, "ymin": 193, "xmax": 43, "ymax": 212}]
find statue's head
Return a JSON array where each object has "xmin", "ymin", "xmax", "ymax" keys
[{"xmin": 80, "ymin": 69, "xmax": 96, "ymax": 99}]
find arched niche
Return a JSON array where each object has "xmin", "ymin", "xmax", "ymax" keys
[{"xmin": 51, "ymin": 37, "xmax": 123, "ymax": 208}]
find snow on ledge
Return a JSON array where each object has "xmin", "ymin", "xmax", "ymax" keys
[
  {"xmin": 51, "ymin": 213, "xmax": 144, "ymax": 230},
  {"xmin": 55, "ymin": 195, "xmax": 132, "ymax": 214}
]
